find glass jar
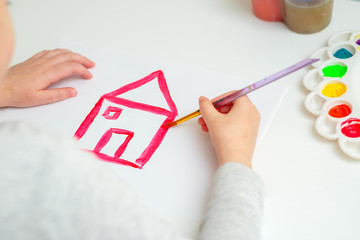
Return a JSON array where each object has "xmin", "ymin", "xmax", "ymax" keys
[
  {"xmin": 251, "ymin": 0, "xmax": 282, "ymax": 22},
  {"xmin": 281, "ymin": 0, "xmax": 334, "ymax": 34}
]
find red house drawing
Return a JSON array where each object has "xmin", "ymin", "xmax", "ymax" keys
[{"xmin": 74, "ymin": 70, "xmax": 178, "ymax": 169}]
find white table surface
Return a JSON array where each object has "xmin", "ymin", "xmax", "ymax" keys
[{"xmin": 6, "ymin": 0, "xmax": 360, "ymax": 239}]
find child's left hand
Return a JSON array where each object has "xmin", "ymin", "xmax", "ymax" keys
[{"xmin": 0, "ymin": 49, "xmax": 95, "ymax": 107}]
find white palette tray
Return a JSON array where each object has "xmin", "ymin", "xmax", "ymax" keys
[{"xmin": 304, "ymin": 30, "xmax": 360, "ymax": 159}]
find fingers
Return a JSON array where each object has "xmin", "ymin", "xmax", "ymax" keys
[
  {"xmin": 198, "ymin": 95, "xmax": 232, "ymax": 132},
  {"xmin": 48, "ymin": 51, "xmax": 95, "ymax": 68},
  {"xmin": 208, "ymin": 90, "xmax": 236, "ymax": 114},
  {"xmin": 198, "ymin": 117, "xmax": 206, "ymax": 126},
  {"xmin": 30, "ymin": 49, "xmax": 72, "ymax": 60},
  {"xmin": 230, "ymin": 95, "xmax": 261, "ymax": 125},
  {"xmin": 45, "ymin": 61, "xmax": 93, "ymax": 86},
  {"xmin": 31, "ymin": 49, "xmax": 95, "ymax": 69},
  {"xmin": 218, "ymin": 104, "xmax": 232, "ymax": 114},
  {"xmin": 30, "ymin": 49, "xmax": 95, "ymax": 88},
  {"xmin": 34, "ymin": 87, "xmax": 77, "ymax": 106},
  {"xmin": 199, "ymin": 96, "xmax": 218, "ymax": 119},
  {"xmin": 201, "ymin": 124, "xmax": 209, "ymax": 132},
  {"xmin": 230, "ymin": 95, "xmax": 256, "ymax": 114},
  {"xmin": 211, "ymin": 90, "xmax": 238, "ymax": 102},
  {"xmin": 197, "ymin": 117, "xmax": 209, "ymax": 133},
  {"xmin": 200, "ymin": 91, "xmax": 255, "ymax": 119}
]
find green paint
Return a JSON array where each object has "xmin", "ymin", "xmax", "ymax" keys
[{"xmin": 322, "ymin": 64, "xmax": 347, "ymax": 78}]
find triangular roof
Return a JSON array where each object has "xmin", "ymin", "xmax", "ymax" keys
[{"xmin": 102, "ymin": 70, "xmax": 178, "ymax": 117}]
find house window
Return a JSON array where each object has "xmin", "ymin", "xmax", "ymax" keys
[{"xmin": 102, "ymin": 106, "xmax": 123, "ymax": 120}]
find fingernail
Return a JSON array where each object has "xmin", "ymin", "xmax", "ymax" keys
[
  {"xmin": 86, "ymin": 72, "xmax": 93, "ymax": 79},
  {"xmin": 88, "ymin": 60, "xmax": 95, "ymax": 67},
  {"xmin": 70, "ymin": 89, "xmax": 77, "ymax": 97}
]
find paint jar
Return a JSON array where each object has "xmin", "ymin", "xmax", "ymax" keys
[
  {"xmin": 251, "ymin": 0, "xmax": 282, "ymax": 22},
  {"xmin": 280, "ymin": 0, "xmax": 334, "ymax": 34}
]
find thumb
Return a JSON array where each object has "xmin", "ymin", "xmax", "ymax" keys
[{"xmin": 199, "ymin": 96, "xmax": 218, "ymax": 120}]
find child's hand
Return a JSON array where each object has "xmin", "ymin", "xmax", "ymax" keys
[
  {"xmin": 198, "ymin": 93, "xmax": 260, "ymax": 168},
  {"xmin": 0, "ymin": 49, "xmax": 95, "ymax": 107}
]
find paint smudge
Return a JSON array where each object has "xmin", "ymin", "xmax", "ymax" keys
[
  {"xmin": 322, "ymin": 64, "xmax": 347, "ymax": 78},
  {"xmin": 341, "ymin": 118, "xmax": 360, "ymax": 138},
  {"xmin": 356, "ymin": 39, "xmax": 360, "ymax": 45},
  {"xmin": 333, "ymin": 48, "xmax": 353, "ymax": 59},
  {"xmin": 321, "ymin": 83, "xmax": 347, "ymax": 98},
  {"xmin": 328, "ymin": 104, "xmax": 351, "ymax": 118}
]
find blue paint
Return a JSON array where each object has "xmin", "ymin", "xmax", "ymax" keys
[{"xmin": 334, "ymin": 48, "xmax": 353, "ymax": 59}]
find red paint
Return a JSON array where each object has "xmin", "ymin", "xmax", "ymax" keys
[
  {"xmin": 74, "ymin": 70, "xmax": 178, "ymax": 168},
  {"xmin": 93, "ymin": 128, "xmax": 134, "ymax": 158},
  {"xmin": 328, "ymin": 104, "xmax": 351, "ymax": 118},
  {"xmin": 102, "ymin": 106, "xmax": 123, "ymax": 120},
  {"xmin": 341, "ymin": 118, "xmax": 360, "ymax": 138}
]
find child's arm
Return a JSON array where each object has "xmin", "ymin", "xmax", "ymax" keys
[
  {"xmin": 197, "ymin": 94, "xmax": 264, "ymax": 240},
  {"xmin": 0, "ymin": 49, "xmax": 95, "ymax": 107}
]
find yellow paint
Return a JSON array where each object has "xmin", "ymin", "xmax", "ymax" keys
[{"xmin": 321, "ymin": 83, "xmax": 347, "ymax": 98}]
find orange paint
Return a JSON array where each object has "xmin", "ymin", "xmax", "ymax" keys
[{"xmin": 328, "ymin": 104, "xmax": 351, "ymax": 118}]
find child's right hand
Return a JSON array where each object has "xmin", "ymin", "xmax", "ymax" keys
[{"xmin": 197, "ymin": 93, "xmax": 260, "ymax": 168}]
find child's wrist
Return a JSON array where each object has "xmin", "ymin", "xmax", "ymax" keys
[{"xmin": 217, "ymin": 154, "xmax": 253, "ymax": 169}]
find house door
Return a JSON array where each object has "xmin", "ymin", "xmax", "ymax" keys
[{"xmin": 93, "ymin": 128, "xmax": 134, "ymax": 160}]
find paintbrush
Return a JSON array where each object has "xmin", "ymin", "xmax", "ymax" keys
[{"xmin": 166, "ymin": 58, "xmax": 319, "ymax": 127}]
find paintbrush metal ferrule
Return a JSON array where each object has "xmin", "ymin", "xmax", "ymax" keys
[{"xmin": 166, "ymin": 58, "xmax": 319, "ymax": 127}]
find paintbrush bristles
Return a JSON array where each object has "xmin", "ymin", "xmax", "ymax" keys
[{"xmin": 165, "ymin": 121, "xmax": 177, "ymax": 127}]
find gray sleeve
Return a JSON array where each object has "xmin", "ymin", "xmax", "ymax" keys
[{"xmin": 198, "ymin": 162, "xmax": 264, "ymax": 240}]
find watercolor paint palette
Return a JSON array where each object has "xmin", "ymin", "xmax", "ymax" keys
[{"xmin": 304, "ymin": 30, "xmax": 360, "ymax": 159}]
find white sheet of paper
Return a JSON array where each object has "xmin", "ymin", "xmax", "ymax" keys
[{"xmin": 0, "ymin": 39, "xmax": 286, "ymax": 221}]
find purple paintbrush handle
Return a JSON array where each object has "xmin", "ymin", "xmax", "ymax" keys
[{"xmin": 213, "ymin": 58, "xmax": 319, "ymax": 108}]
